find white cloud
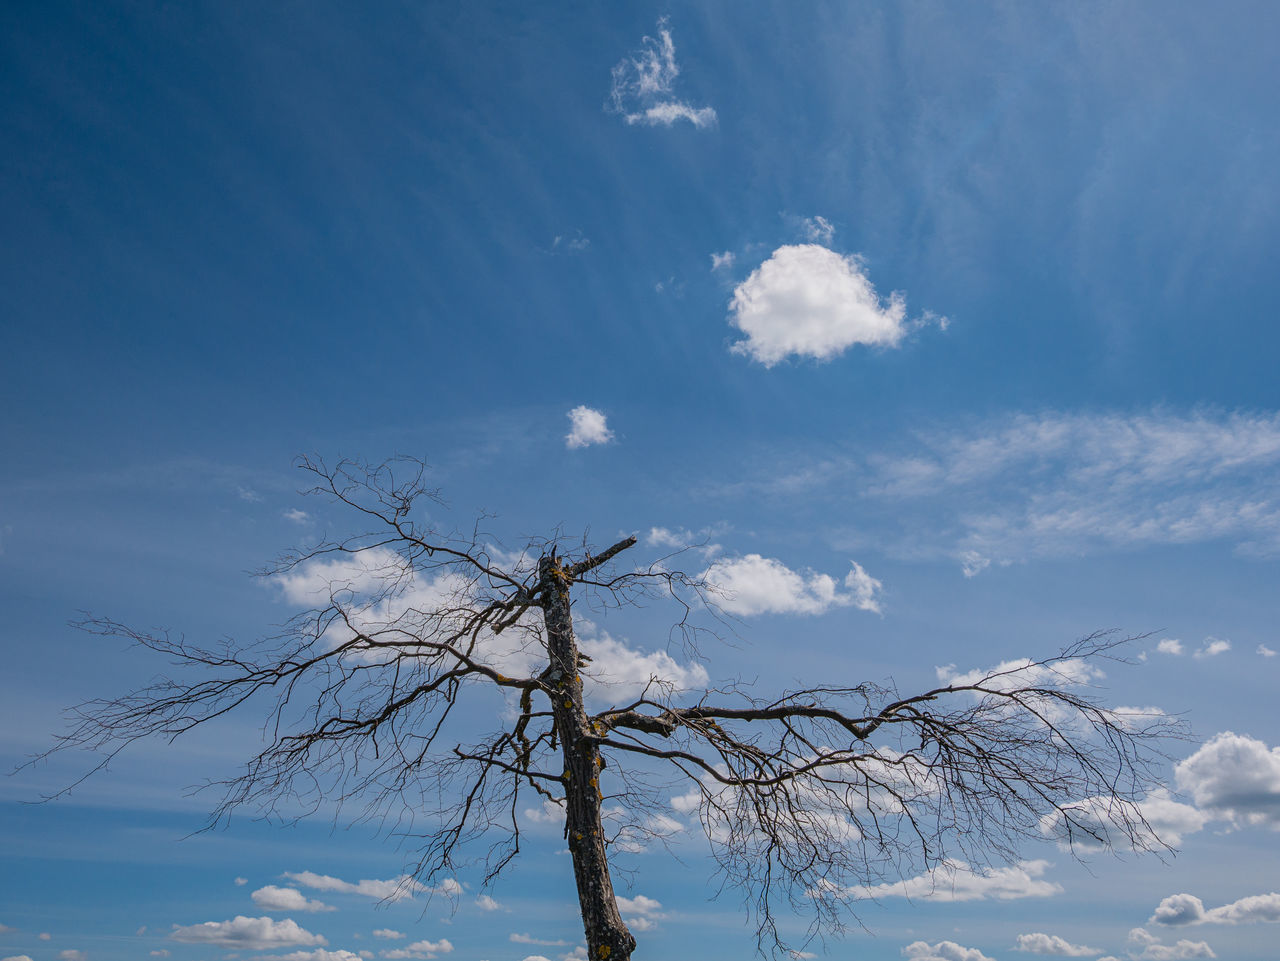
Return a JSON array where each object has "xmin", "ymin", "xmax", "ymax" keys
[
  {"xmin": 234, "ymin": 877, "xmax": 248, "ymax": 886},
  {"xmin": 1259, "ymin": 644, "xmax": 1277, "ymax": 657},
  {"xmin": 1041, "ymin": 788, "xmax": 1207, "ymax": 852},
  {"xmin": 1174, "ymin": 732, "xmax": 1280, "ymax": 829},
  {"xmin": 850, "ymin": 859, "xmax": 1061, "ymax": 902},
  {"xmin": 58, "ymin": 952, "xmax": 85, "ymax": 961},
  {"xmin": 959, "ymin": 549, "xmax": 990, "ymax": 578},
  {"xmin": 1126, "ymin": 929, "xmax": 1216, "ymax": 960},
  {"xmin": 728, "ymin": 244, "xmax": 908, "ymax": 366},
  {"xmin": 1193, "ymin": 637, "xmax": 1230, "ymax": 659},
  {"xmin": 1156, "ymin": 639, "xmax": 1184, "ymax": 656},
  {"xmin": 510, "ymin": 935, "xmax": 568, "ymax": 947},
  {"xmin": 1013, "ymin": 932, "xmax": 1100, "ymax": 955},
  {"xmin": 902, "ymin": 940, "xmax": 996, "ymax": 961},
  {"xmin": 170, "ymin": 917, "xmax": 327, "ymax": 950},
  {"xmin": 608, "ymin": 18, "xmax": 715, "ymax": 128},
  {"xmin": 252, "ymin": 886, "xmax": 336, "ymax": 913},
  {"xmin": 263, "ymin": 952, "xmax": 366, "ymax": 961},
  {"xmin": 801, "ymin": 216, "xmax": 835, "ymax": 244},
  {"xmin": 937, "ymin": 655, "xmax": 1104, "ymax": 693},
  {"xmin": 4, "ymin": 956, "xmax": 35, "ymax": 961},
  {"xmin": 149, "ymin": 953, "xmax": 170, "ymax": 958},
  {"xmin": 565, "ymin": 406, "xmax": 614, "ymax": 449},
  {"xmin": 710, "ymin": 251, "xmax": 735, "ymax": 271},
  {"xmin": 379, "ymin": 939, "xmax": 453, "ymax": 960},
  {"xmin": 1151, "ymin": 891, "xmax": 1280, "ymax": 926},
  {"xmin": 578, "ymin": 626, "xmax": 709, "ymax": 701},
  {"xmin": 372, "ymin": 930, "xmax": 405, "ymax": 940},
  {"xmin": 283, "ymin": 508, "xmax": 312, "ymax": 525},
  {"xmin": 702, "ymin": 554, "xmax": 883, "ymax": 616},
  {"xmin": 38, "ymin": 936, "xmax": 51, "ymax": 942},
  {"xmin": 274, "ymin": 550, "xmax": 704, "ymax": 706},
  {"xmin": 281, "ymin": 871, "xmax": 424, "ymax": 902},
  {"xmin": 474, "ymin": 895, "xmax": 502, "ymax": 912},
  {"xmin": 855, "ymin": 409, "xmax": 1280, "ymax": 562},
  {"xmin": 616, "ymin": 894, "xmax": 664, "ymax": 931}
]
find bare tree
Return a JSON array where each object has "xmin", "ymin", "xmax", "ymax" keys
[{"xmin": 38, "ymin": 457, "xmax": 1180, "ymax": 960}]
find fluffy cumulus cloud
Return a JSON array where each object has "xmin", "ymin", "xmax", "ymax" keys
[
  {"xmin": 902, "ymin": 940, "xmax": 996, "ymax": 961},
  {"xmin": 170, "ymin": 917, "xmax": 327, "ymax": 950},
  {"xmin": 729, "ymin": 245, "xmax": 908, "ymax": 366},
  {"xmin": 1174, "ymin": 732, "xmax": 1280, "ymax": 829},
  {"xmin": 1040, "ymin": 788, "xmax": 1208, "ymax": 852},
  {"xmin": 474, "ymin": 895, "xmax": 502, "ymax": 912},
  {"xmin": 372, "ymin": 930, "xmax": 404, "ymax": 940},
  {"xmin": 702, "ymin": 554, "xmax": 883, "ymax": 616},
  {"xmin": 1156, "ymin": 638, "xmax": 1184, "ymax": 656},
  {"xmin": 850, "ymin": 859, "xmax": 1061, "ymax": 902},
  {"xmin": 1126, "ymin": 928, "xmax": 1215, "ymax": 960},
  {"xmin": 251, "ymin": 886, "xmax": 335, "ymax": 913},
  {"xmin": 616, "ymin": 894, "xmax": 664, "ymax": 932},
  {"xmin": 1151, "ymin": 891, "xmax": 1280, "ymax": 926},
  {"xmin": 565, "ymin": 406, "xmax": 614, "ymax": 449},
  {"xmin": 608, "ymin": 17, "xmax": 715, "ymax": 127},
  {"xmin": 1013, "ymin": 932, "xmax": 1100, "ymax": 955},
  {"xmin": 281, "ymin": 871, "xmax": 425, "ymax": 902},
  {"xmin": 1192, "ymin": 637, "xmax": 1230, "ymax": 658},
  {"xmin": 1259, "ymin": 644, "xmax": 1278, "ymax": 657},
  {"xmin": 379, "ymin": 939, "xmax": 453, "ymax": 960}
]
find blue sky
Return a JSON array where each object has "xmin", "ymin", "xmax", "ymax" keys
[{"xmin": 3, "ymin": 3, "xmax": 1280, "ymax": 960}]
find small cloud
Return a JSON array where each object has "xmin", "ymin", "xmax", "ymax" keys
[
  {"xmin": 4, "ymin": 956, "xmax": 36, "ymax": 961},
  {"xmin": 1013, "ymin": 932, "xmax": 1100, "ymax": 955},
  {"xmin": 38, "ymin": 936, "xmax": 51, "ymax": 942},
  {"xmin": 283, "ymin": 508, "xmax": 312, "ymax": 525},
  {"xmin": 59, "ymin": 952, "xmax": 87, "ymax": 961},
  {"xmin": 548, "ymin": 231, "xmax": 590, "ymax": 254},
  {"xmin": 1156, "ymin": 639, "xmax": 1184, "ymax": 656},
  {"xmin": 729, "ymin": 245, "xmax": 910, "ymax": 366},
  {"xmin": 565, "ymin": 406, "xmax": 614, "ymax": 449},
  {"xmin": 1125, "ymin": 928, "xmax": 1215, "ymax": 960},
  {"xmin": 252, "ymin": 886, "xmax": 335, "ymax": 913},
  {"xmin": 959, "ymin": 550, "xmax": 990, "ymax": 578},
  {"xmin": 150, "ymin": 952, "xmax": 171, "ymax": 958},
  {"xmin": 136, "ymin": 927, "xmax": 147, "ymax": 936},
  {"xmin": 1258, "ymin": 644, "xmax": 1277, "ymax": 657},
  {"xmin": 1193, "ymin": 637, "xmax": 1231, "ymax": 659},
  {"xmin": 902, "ymin": 940, "xmax": 996, "ymax": 961},
  {"xmin": 607, "ymin": 17, "xmax": 716, "ymax": 128},
  {"xmin": 703, "ymin": 554, "xmax": 883, "ymax": 616},
  {"xmin": 372, "ymin": 931, "xmax": 404, "ymax": 940},
  {"xmin": 170, "ymin": 917, "xmax": 327, "ymax": 950},
  {"xmin": 234, "ymin": 877, "xmax": 248, "ymax": 886},
  {"xmin": 474, "ymin": 895, "xmax": 502, "ymax": 912},
  {"xmin": 801, "ymin": 215, "xmax": 835, "ymax": 244},
  {"xmin": 510, "ymin": 935, "xmax": 569, "ymax": 947},
  {"xmin": 1151, "ymin": 890, "xmax": 1280, "ymax": 926},
  {"xmin": 710, "ymin": 251, "xmax": 735, "ymax": 271},
  {"xmin": 237, "ymin": 486, "xmax": 263, "ymax": 503},
  {"xmin": 379, "ymin": 939, "xmax": 453, "ymax": 960}
]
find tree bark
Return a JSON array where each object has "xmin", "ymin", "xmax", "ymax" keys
[{"xmin": 540, "ymin": 554, "xmax": 636, "ymax": 961}]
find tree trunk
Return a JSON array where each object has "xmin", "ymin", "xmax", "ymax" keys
[{"xmin": 540, "ymin": 554, "xmax": 636, "ymax": 961}]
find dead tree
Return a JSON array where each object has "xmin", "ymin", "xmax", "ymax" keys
[{"xmin": 38, "ymin": 457, "xmax": 1181, "ymax": 960}]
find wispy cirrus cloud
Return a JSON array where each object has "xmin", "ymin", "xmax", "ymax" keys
[
  {"xmin": 721, "ymin": 409, "xmax": 1280, "ymax": 569},
  {"xmin": 608, "ymin": 18, "xmax": 715, "ymax": 128}
]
